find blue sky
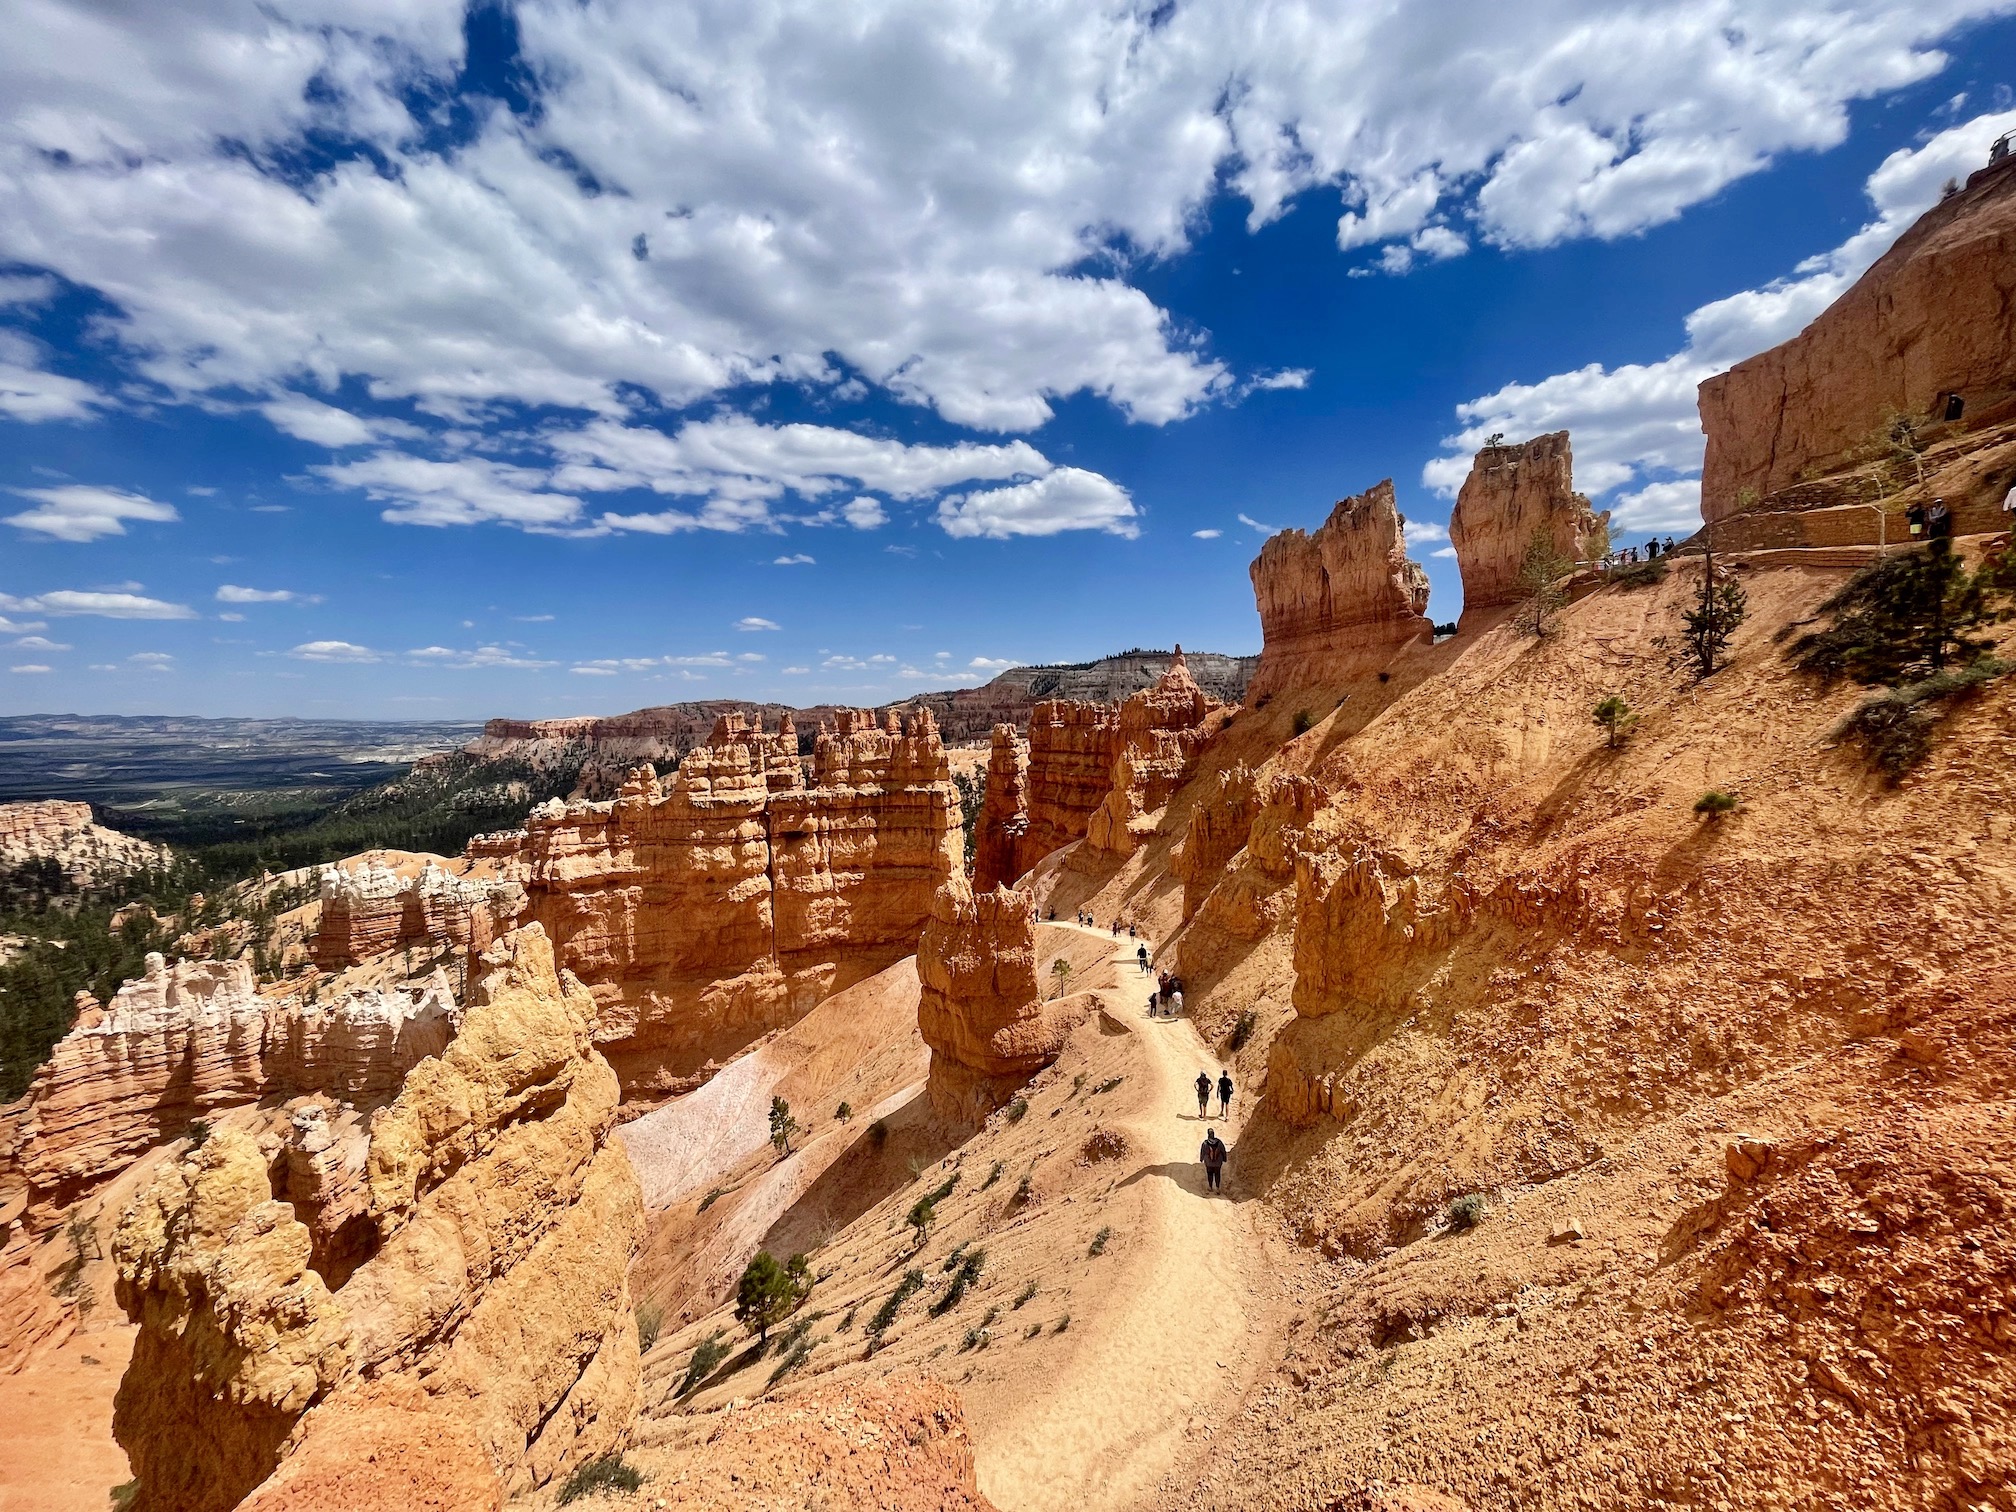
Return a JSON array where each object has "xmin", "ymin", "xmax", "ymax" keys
[{"xmin": 5, "ymin": 1, "xmax": 2016, "ymax": 720}]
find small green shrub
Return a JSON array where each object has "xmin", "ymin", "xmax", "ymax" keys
[
  {"xmin": 1005, "ymin": 1096, "xmax": 1029, "ymax": 1123},
  {"xmin": 1613, "ymin": 557, "xmax": 1669, "ymax": 590},
  {"xmin": 980, "ymin": 1159, "xmax": 1004, "ymax": 1190},
  {"xmin": 110, "ymin": 1481, "xmax": 139, "ymax": 1512},
  {"xmin": 1087, "ymin": 1226, "xmax": 1112, "ymax": 1258},
  {"xmin": 556, "ymin": 1455, "xmax": 644, "ymax": 1506},
  {"xmin": 1012, "ymin": 1172, "xmax": 1035, "ymax": 1207},
  {"xmin": 697, "ymin": 1186, "xmax": 726, "ymax": 1213},
  {"xmin": 1025, "ymin": 1322, "xmax": 1043, "ymax": 1340},
  {"xmin": 1054, "ymin": 1313, "xmax": 1071, "ymax": 1333},
  {"xmin": 1226, "ymin": 1009, "xmax": 1258, "ymax": 1052},
  {"xmin": 1833, "ymin": 657, "xmax": 2010, "ymax": 778},
  {"xmin": 867, "ymin": 1269, "xmax": 926, "ymax": 1343},
  {"xmin": 1694, "ymin": 789, "xmax": 1740, "ymax": 820},
  {"xmin": 185, "ymin": 1118, "xmax": 212, "ymax": 1149},
  {"xmin": 932, "ymin": 1247, "xmax": 987, "ymax": 1315},
  {"xmin": 1013, "ymin": 1279, "xmax": 1038, "ymax": 1309},
  {"xmin": 678, "ymin": 1330, "xmax": 729, "ymax": 1397},
  {"xmin": 635, "ymin": 1299, "xmax": 663, "ymax": 1355},
  {"xmin": 1445, "ymin": 1194, "xmax": 1485, "ymax": 1232},
  {"xmin": 837, "ymin": 1304, "xmax": 857, "ymax": 1333},
  {"xmin": 941, "ymin": 1242, "xmax": 970, "ymax": 1274},
  {"xmin": 834, "ymin": 1100, "xmax": 852, "ymax": 1121},
  {"xmin": 961, "ymin": 1325, "xmax": 991, "ymax": 1352},
  {"xmin": 767, "ymin": 1335, "xmax": 815, "ymax": 1386},
  {"xmin": 1291, "ymin": 708, "xmax": 1315, "ymax": 736}
]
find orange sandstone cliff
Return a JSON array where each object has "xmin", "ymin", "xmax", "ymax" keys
[
  {"xmin": 110, "ymin": 924, "xmax": 641, "ymax": 1512},
  {"xmin": 1447, "ymin": 431, "xmax": 1608, "ymax": 613},
  {"xmin": 916, "ymin": 876, "xmax": 1066, "ymax": 1121},
  {"xmin": 1246, "ymin": 479, "xmax": 1432, "ymax": 699},
  {"xmin": 519, "ymin": 709, "xmax": 958, "ymax": 1095},
  {"xmin": 1700, "ymin": 151, "xmax": 2016, "ymax": 521}
]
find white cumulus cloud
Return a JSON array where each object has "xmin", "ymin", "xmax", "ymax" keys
[
  {"xmin": 0, "ymin": 589, "xmax": 195, "ymax": 619},
  {"xmin": 937, "ymin": 467, "xmax": 1138, "ymax": 540},
  {"xmin": 5, "ymin": 484, "xmax": 178, "ymax": 542}
]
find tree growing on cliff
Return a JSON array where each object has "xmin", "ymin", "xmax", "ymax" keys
[
  {"xmin": 1592, "ymin": 695, "xmax": 1640, "ymax": 749},
  {"xmin": 1791, "ymin": 547, "xmax": 1992, "ymax": 684},
  {"xmin": 1669, "ymin": 553, "xmax": 1748, "ymax": 678},
  {"xmin": 768, "ymin": 1096, "xmax": 799, "ymax": 1157},
  {"xmin": 1516, "ymin": 528, "xmax": 1573, "ymax": 637},
  {"xmin": 1050, "ymin": 958, "xmax": 1072, "ymax": 999},
  {"xmin": 734, "ymin": 1250, "xmax": 812, "ymax": 1343}
]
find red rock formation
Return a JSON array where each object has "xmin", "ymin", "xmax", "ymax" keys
[
  {"xmin": 110, "ymin": 925, "xmax": 641, "ymax": 1512},
  {"xmin": 311, "ymin": 856, "xmax": 525, "ymax": 971},
  {"xmin": 0, "ymin": 798, "xmax": 168, "ymax": 883},
  {"xmin": 1020, "ymin": 699, "xmax": 1123, "ymax": 866},
  {"xmin": 1085, "ymin": 648, "xmax": 1221, "ymax": 858},
  {"xmin": 1176, "ymin": 764, "xmax": 1260, "ymax": 922},
  {"xmin": 971, "ymin": 724, "xmax": 1031, "ymax": 892},
  {"xmin": 521, "ymin": 710, "xmax": 958, "ymax": 1094},
  {"xmin": 1700, "ymin": 152, "xmax": 2016, "ymax": 520},
  {"xmin": 1184, "ymin": 773, "xmax": 1325, "ymax": 941},
  {"xmin": 12, "ymin": 956, "xmax": 454, "ymax": 1224},
  {"xmin": 918, "ymin": 877, "xmax": 1091, "ymax": 1121},
  {"xmin": 1447, "ymin": 432, "xmax": 1607, "ymax": 613},
  {"xmin": 1247, "ymin": 480, "xmax": 1432, "ymax": 698}
]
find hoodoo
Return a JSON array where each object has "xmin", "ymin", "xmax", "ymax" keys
[
  {"xmin": 1448, "ymin": 431, "xmax": 1609, "ymax": 614},
  {"xmin": 1246, "ymin": 479, "xmax": 1432, "ymax": 698},
  {"xmin": 109, "ymin": 925, "xmax": 641, "ymax": 1512}
]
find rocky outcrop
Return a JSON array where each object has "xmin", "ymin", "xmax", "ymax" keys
[
  {"xmin": 898, "ymin": 650, "xmax": 1258, "ymax": 740},
  {"xmin": 1290, "ymin": 847, "xmax": 1434, "ymax": 1020},
  {"xmin": 1185, "ymin": 773, "xmax": 1326, "ymax": 941},
  {"xmin": 918, "ymin": 877, "xmax": 1089, "ymax": 1122},
  {"xmin": 1247, "ymin": 480, "xmax": 1432, "ymax": 698},
  {"xmin": 1700, "ymin": 151, "xmax": 2016, "ymax": 519},
  {"xmin": 1177, "ymin": 764, "xmax": 1261, "ymax": 923},
  {"xmin": 520, "ymin": 709, "xmax": 959, "ymax": 1094},
  {"xmin": 311, "ymin": 856, "xmax": 525, "ymax": 971},
  {"xmin": 1085, "ymin": 648, "xmax": 1221, "ymax": 858},
  {"xmin": 1021, "ymin": 700, "xmax": 1123, "ymax": 866},
  {"xmin": 630, "ymin": 1377, "xmax": 998, "ymax": 1509},
  {"xmin": 1447, "ymin": 432, "xmax": 1608, "ymax": 612},
  {"xmin": 0, "ymin": 798, "xmax": 168, "ymax": 882},
  {"xmin": 972, "ymin": 725, "xmax": 1031, "ymax": 891},
  {"xmin": 110, "ymin": 924, "xmax": 641, "ymax": 1512},
  {"xmin": 12, "ymin": 956, "xmax": 454, "ymax": 1224}
]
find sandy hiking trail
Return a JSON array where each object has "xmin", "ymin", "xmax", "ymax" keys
[{"xmin": 977, "ymin": 920, "xmax": 1278, "ymax": 1512}]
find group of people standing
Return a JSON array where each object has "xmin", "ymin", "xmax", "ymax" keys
[{"xmin": 1603, "ymin": 536, "xmax": 1676, "ymax": 570}]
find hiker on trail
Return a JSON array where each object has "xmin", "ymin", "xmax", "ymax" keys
[
  {"xmin": 1664, "ymin": 536, "xmax": 1675, "ymax": 553},
  {"xmin": 1148, "ymin": 989, "xmax": 1160, "ymax": 1020},
  {"xmin": 1200, "ymin": 1129, "xmax": 1229, "ymax": 1191},
  {"xmin": 1927, "ymin": 497, "xmax": 1953, "ymax": 548},
  {"xmin": 1112, "ymin": 920, "xmax": 1120, "ymax": 937},
  {"xmin": 1647, "ymin": 537, "xmax": 1661, "ymax": 558},
  {"xmin": 1171, "ymin": 987, "xmax": 1184, "ymax": 1017},
  {"xmin": 1127, "ymin": 923, "xmax": 1136, "ymax": 939},
  {"xmin": 1217, "ymin": 1070, "xmax": 1234, "ymax": 1117},
  {"xmin": 2003, "ymin": 478, "xmax": 2016, "ymax": 519},
  {"xmin": 1137, "ymin": 944, "xmax": 1150, "ymax": 973},
  {"xmin": 1907, "ymin": 500, "xmax": 1927, "ymax": 540},
  {"xmin": 1195, "ymin": 1071, "xmax": 1211, "ymax": 1117}
]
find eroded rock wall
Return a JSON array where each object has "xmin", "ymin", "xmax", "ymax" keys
[
  {"xmin": 0, "ymin": 798, "xmax": 168, "ymax": 883},
  {"xmin": 1085, "ymin": 648, "xmax": 1221, "ymax": 859},
  {"xmin": 1447, "ymin": 432, "xmax": 1607, "ymax": 612},
  {"xmin": 1247, "ymin": 479, "xmax": 1432, "ymax": 698},
  {"xmin": 110, "ymin": 924, "xmax": 640, "ymax": 1512},
  {"xmin": 312, "ymin": 858, "xmax": 525, "ymax": 971},
  {"xmin": 1699, "ymin": 153, "xmax": 2016, "ymax": 518},
  {"xmin": 12, "ymin": 955, "xmax": 455, "ymax": 1224},
  {"xmin": 520, "ymin": 710, "xmax": 958, "ymax": 1093},
  {"xmin": 1020, "ymin": 699, "xmax": 1123, "ymax": 867}
]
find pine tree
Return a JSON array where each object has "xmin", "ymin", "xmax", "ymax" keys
[
  {"xmin": 768, "ymin": 1095, "xmax": 798, "ymax": 1157},
  {"xmin": 1516, "ymin": 528, "xmax": 1573, "ymax": 637},
  {"xmin": 734, "ymin": 1250, "xmax": 812, "ymax": 1343},
  {"xmin": 1792, "ymin": 547, "xmax": 1991, "ymax": 684},
  {"xmin": 1592, "ymin": 695, "xmax": 1639, "ymax": 749},
  {"xmin": 1672, "ymin": 550, "xmax": 1748, "ymax": 677}
]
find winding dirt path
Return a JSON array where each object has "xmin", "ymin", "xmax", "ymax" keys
[{"xmin": 977, "ymin": 922, "xmax": 1277, "ymax": 1512}]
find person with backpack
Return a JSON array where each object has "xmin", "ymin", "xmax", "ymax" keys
[
  {"xmin": 1199, "ymin": 1129, "xmax": 1229, "ymax": 1192},
  {"xmin": 1194, "ymin": 1071, "xmax": 1211, "ymax": 1117},
  {"xmin": 1217, "ymin": 1070, "xmax": 1234, "ymax": 1116},
  {"xmin": 1137, "ymin": 943, "xmax": 1150, "ymax": 974},
  {"xmin": 1147, "ymin": 989, "xmax": 1159, "ymax": 1020}
]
